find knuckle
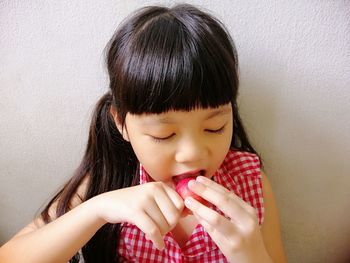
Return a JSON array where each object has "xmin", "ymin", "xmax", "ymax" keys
[
  {"xmin": 175, "ymin": 199, "xmax": 185, "ymax": 211},
  {"xmin": 224, "ymin": 187, "xmax": 231, "ymax": 193},
  {"xmin": 243, "ymin": 218, "xmax": 257, "ymax": 235},
  {"xmin": 209, "ymin": 213, "xmax": 222, "ymax": 226},
  {"xmin": 246, "ymin": 205, "xmax": 256, "ymax": 215},
  {"xmin": 166, "ymin": 214, "xmax": 179, "ymax": 228},
  {"xmin": 149, "ymin": 182, "xmax": 166, "ymax": 194},
  {"xmin": 147, "ymin": 226, "xmax": 160, "ymax": 237},
  {"xmin": 227, "ymin": 192, "xmax": 237, "ymax": 200},
  {"xmin": 148, "ymin": 182, "xmax": 159, "ymax": 191},
  {"xmin": 217, "ymin": 194, "xmax": 231, "ymax": 206},
  {"xmin": 137, "ymin": 196, "xmax": 153, "ymax": 208},
  {"xmin": 205, "ymin": 223, "xmax": 215, "ymax": 233},
  {"xmin": 229, "ymin": 236, "xmax": 244, "ymax": 252},
  {"xmin": 155, "ymin": 181, "xmax": 165, "ymax": 188}
]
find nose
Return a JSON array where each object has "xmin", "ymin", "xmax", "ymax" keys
[{"xmin": 175, "ymin": 134, "xmax": 207, "ymax": 164}]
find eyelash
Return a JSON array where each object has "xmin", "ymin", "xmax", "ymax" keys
[
  {"xmin": 206, "ymin": 125, "xmax": 226, "ymax": 134},
  {"xmin": 151, "ymin": 125, "xmax": 226, "ymax": 142},
  {"xmin": 151, "ymin": 134, "xmax": 174, "ymax": 143}
]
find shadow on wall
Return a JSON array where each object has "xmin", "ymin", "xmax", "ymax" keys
[
  {"xmin": 237, "ymin": 54, "xmax": 350, "ymax": 263},
  {"xmin": 274, "ymin": 117, "xmax": 350, "ymax": 263}
]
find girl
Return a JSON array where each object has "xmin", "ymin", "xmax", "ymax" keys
[{"xmin": 0, "ymin": 4, "xmax": 287, "ymax": 263}]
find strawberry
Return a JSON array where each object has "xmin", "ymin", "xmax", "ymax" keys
[{"xmin": 175, "ymin": 177, "xmax": 208, "ymax": 214}]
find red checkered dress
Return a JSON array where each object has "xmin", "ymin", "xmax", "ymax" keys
[{"xmin": 117, "ymin": 150, "xmax": 264, "ymax": 262}]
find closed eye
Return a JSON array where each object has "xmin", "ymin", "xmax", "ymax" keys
[
  {"xmin": 205, "ymin": 125, "xmax": 226, "ymax": 134},
  {"xmin": 150, "ymin": 133, "xmax": 175, "ymax": 142}
]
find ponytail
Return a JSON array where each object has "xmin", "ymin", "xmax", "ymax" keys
[{"xmin": 41, "ymin": 92, "xmax": 138, "ymax": 263}]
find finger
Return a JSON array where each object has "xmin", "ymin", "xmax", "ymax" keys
[
  {"xmin": 143, "ymin": 196, "xmax": 171, "ymax": 236},
  {"xmin": 184, "ymin": 196, "xmax": 239, "ymax": 237},
  {"xmin": 196, "ymin": 176, "xmax": 249, "ymax": 208},
  {"xmin": 194, "ymin": 213, "xmax": 229, "ymax": 254},
  {"xmin": 188, "ymin": 179, "xmax": 254, "ymax": 223},
  {"xmin": 154, "ymin": 185, "xmax": 183, "ymax": 230},
  {"xmin": 193, "ymin": 212, "xmax": 238, "ymax": 257},
  {"xmin": 198, "ymin": 176, "xmax": 258, "ymax": 219},
  {"xmin": 134, "ymin": 213, "xmax": 165, "ymax": 250},
  {"xmin": 162, "ymin": 184, "xmax": 185, "ymax": 211},
  {"xmin": 197, "ymin": 176, "xmax": 231, "ymax": 194}
]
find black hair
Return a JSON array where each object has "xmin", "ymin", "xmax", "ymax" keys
[{"xmin": 40, "ymin": 4, "xmax": 258, "ymax": 262}]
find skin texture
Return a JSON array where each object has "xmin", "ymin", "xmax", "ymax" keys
[
  {"xmin": 176, "ymin": 177, "xmax": 207, "ymax": 203},
  {"xmin": 184, "ymin": 176, "xmax": 272, "ymax": 262},
  {"xmin": 175, "ymin": 177, "xmax": 209, "ymax": 215},
  {"xmin": 0, "ymin": 104, "xmax": 287, "ymax": 263},
  {"xmin": 114, "ymin": 103, "xmax": 285, "ymax": 262},
  {"xmin": 118, "ymin": 104, "xmax": 233, "ymax": 189}
]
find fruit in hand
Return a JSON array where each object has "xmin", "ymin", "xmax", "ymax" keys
[{"xmin": 175, "ymin": 177, "xmax": 208, "ymax": 214}]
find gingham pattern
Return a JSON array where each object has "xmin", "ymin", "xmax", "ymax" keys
[{"xmin": 118, "ymin": 150, "xmax": 264, "ymax": 262}]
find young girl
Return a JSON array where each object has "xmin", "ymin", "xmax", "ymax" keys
[{"xmin": 0, "ymin": 4, "xmax": 287, "ymax": 263}]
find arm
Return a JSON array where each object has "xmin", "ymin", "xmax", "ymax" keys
[
  {"xmin": 0, "ymin": 179, "xmax": 106, "ymax": 263},
  {"xmin": 261, "ymin": 171, "xmax": 288, "ymax": 263},
  {"xmin": 0, "ymin": 199, "xmax": 105, "ymax": 263},
  {"xmin": 0, "ymin": 181, "xmax": 184, "ymax": 263}
]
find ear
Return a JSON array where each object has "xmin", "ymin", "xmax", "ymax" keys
[{"xmin": 110, "ymin": 105, "xmax": 130, "ymax": 142}]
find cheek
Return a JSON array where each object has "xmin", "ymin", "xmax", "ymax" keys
[
  {"xmin": 131, "ymin": 142, "xmax": 172, "ymax": 180},
  {"xmin": 215, "ymin": 126, "xmax": 232, "ymax": 151},
  {"xmin": 212, "ymin": 126, "xmax": 232, "ymax": 168}
]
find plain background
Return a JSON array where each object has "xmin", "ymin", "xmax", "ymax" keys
[{"xmin": 1, "ymin": 1, "xmax": 349, "ymax": 262}]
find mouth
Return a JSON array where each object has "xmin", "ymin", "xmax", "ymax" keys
[{"xmin": 172, "ymin": 169, "xmax": 205, "ymax": 185}]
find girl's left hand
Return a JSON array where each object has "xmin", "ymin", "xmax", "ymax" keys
[{"xmin": 184, "ymin": 176, "xmax": 273, "ymax": 263}]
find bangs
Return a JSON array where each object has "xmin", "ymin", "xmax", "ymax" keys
[{"xmin": 110, "ymin": 5, "xmax": 238, "ymax": 115}]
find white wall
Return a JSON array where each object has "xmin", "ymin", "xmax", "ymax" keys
[{"xmin": 1, "ymin": 1, "xmax": 349, "ymax": 262}]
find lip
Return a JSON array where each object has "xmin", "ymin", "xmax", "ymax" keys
[{"xmin": 172, "ymin": 169, "xmax": 204, "ymax": 185}]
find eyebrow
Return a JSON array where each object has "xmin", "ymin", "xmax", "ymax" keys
[
  {"xmin": 204, "ymin": 107, "xmax": 232, "ymax": 120},
  {"xmin": 141, "ymin": 107, "xmax": 232, "ymax": 125}
]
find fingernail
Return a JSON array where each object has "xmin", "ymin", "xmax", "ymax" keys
[
  {"xmin": 196, "ymin": 176, "xmax": 207, "ymax": 182},
  {"xmin": 188, "ymin": 179, "xmax": 200, "ymax": 187},
  {"xmin": 184, "ymin": 197, "xmax": 193, "ymax": 208},
  {"xmin": 188, "ymin": 179, "xmax": 205, "ymax": 191}
]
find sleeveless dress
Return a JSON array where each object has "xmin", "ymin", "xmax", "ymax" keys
[{"xmin": 117, "ymin": 150, "xmax": 264, "ymax": 262}]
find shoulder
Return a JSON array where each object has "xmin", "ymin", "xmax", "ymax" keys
[
  {"xmin": 260, "ymin": 171, "xmax": 288, "ymax": 262},
  {"xmin": 219, "ymin": 149, "xmax": 261, "ymax": 177},
  {"xmin": 215, "ymin": 149, "xmax": 262, "ymax": 186},
  {"xmin": 14, "ymin": 175, "xmax": 90, "ymax": 237},
  {"xmin": 260, "ymin": 171, "xmax": 279, "ymax": 231}
]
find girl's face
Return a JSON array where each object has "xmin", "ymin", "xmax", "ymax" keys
[{"xmin": 120, "ymin": 103, "xmax": 233, "ymax": 189}]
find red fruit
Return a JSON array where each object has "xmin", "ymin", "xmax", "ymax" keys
[{"xmin": 175, "ymin": 177, "xmax": 208, "ymax": 214}]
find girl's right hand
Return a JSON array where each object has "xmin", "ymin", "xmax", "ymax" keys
[{"xmin": 91, "ymin": 182, "xmax": 184, "ymax": 250}]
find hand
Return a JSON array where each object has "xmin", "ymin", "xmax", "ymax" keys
[
  {"xmin": 184, "ymin": 176, "xmax": 273, "ymax": 263},
  {"xmin": 91, "ymin": 182, "xmax": 184, "ymax": 250}
]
